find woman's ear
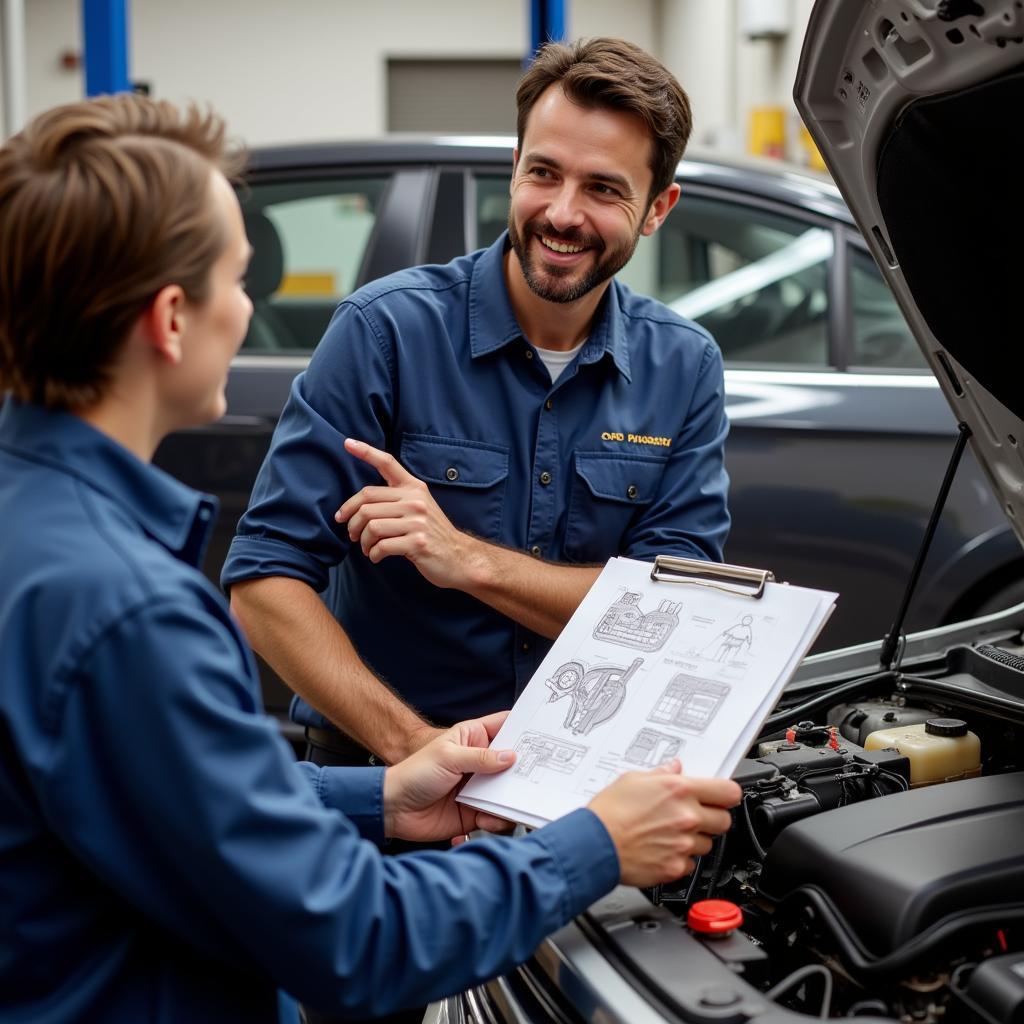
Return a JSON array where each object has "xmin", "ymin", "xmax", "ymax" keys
[{"xmin": 141, "ymin": 284, "xmax": 188, "ymax": 365}]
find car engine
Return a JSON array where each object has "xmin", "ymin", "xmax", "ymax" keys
[{"xmin": 647, "ymin": 642, "xmax": 1024, "ymax": 1024}]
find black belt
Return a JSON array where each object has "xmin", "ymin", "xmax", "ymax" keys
[{"xmin": 304, "ymin": 726, "xmax": 380, "ymax": 766}]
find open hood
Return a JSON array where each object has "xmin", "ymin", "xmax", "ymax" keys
[{"xmin": 795, "ymin": 0, "xmax": 1024, "ymax": 545}]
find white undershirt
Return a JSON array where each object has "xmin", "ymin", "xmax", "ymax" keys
[{"xmin": 534, "ymin": 339, "xmax": 587, "ymax": 383}]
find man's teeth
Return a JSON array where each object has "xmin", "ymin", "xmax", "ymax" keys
[{"xmin": 540, "ymin": 236, "xmax": 583, "ymax": 254}]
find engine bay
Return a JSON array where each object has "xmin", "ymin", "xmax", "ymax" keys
[{"xmin": 645, "ymin": 641, "xmax": 1024, "ymax": 1024}]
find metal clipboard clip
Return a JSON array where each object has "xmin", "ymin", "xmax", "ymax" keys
[{"xmin": 650, "ymin": 555, "xmax": 775, "ymax": 599}]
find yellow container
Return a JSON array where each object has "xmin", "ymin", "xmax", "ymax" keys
[
  {"xmin": 748, "ymin": 106, "xmax": 786, "ymax": 160},
  {"xmin": 864, "ymin": 719, "xmax": 981, "ymax": 787}
]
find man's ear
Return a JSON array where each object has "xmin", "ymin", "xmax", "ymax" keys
[
  {"xmin": 640, "ymin": 182, "xmax": 682, "ymax": 237},
  {"xmin": 140, "ymin": 285, "xmax": 188, "ymax": 365}
]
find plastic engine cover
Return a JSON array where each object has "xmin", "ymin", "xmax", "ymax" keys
[{"xmin": 758, "ymin": 773, "xmax": 1024, "ymax": 956}]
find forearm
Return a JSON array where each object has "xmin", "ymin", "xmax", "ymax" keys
[
  {"xmin": 229, "ymin": 576, "xmax": 435, "ymax": 762},
  {"xmin": 459, "ymin": 538, "xmax": 601, "ymax": 639}
]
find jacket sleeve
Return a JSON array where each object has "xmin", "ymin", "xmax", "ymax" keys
[
  {"xmin": 38, "ymin": 593, "xmax": 619, "ymax": 1017},
  {"xmin": 221, "ymin": 301, "xmax": 396, "ymax": 594},
  {"xmin": 292, "ymin": 761, "xmax": 386, "ymax": 844}
]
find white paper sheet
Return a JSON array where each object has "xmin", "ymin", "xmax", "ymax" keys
[{"xmin": 458, "ymin": 557, "xmax": 836, "ymax": 826}]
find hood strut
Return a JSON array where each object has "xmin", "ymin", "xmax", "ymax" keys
[{"xmin": 881, "ymin": 422, "xmax": 973, "ymax": 671}]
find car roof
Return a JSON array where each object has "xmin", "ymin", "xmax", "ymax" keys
[{"xmin": 244, "ymin": 136, "xmax": 854, "ymax": 227}]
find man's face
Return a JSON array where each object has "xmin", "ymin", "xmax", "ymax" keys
[{"xmin": 508, "ymin": 84, "xmax": 674, "ymax": 305}]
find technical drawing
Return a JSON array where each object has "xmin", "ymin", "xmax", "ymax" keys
[
  {"xmin": 649, "ymin": 673, "xmax": 730, "ymax": 734},
  {"xmin": 545, "ymin": 657, "xmax": 643, "ymax": 737},
  {"xmin": 513, "ymin": 731, "xmax": 587, "ymax": 779},
  {"xmin": 593, "ymin": 592, "xmax": 681, "ymax": 652},
  {"xmin": 706, "ymin": 614, "xmax": 755, "ymax": 662},
  {"xmin": 624, "ymin": 728, "xmax": 683, "ymax": 767}
]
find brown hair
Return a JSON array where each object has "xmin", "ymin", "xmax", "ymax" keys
[
  {"xmin": 516, "ymin": 37, "xmax": 692, "ymax": 204},
  {"xmin": 0, "ymin": 94, "xmax": 243, "ymax": 410}
]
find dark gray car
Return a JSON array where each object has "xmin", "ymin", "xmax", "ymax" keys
[
  {"xmin": 429, "ymin": 2, "xmax": 1024, "ymax": 1022},
  {"xmin": 154, "ymin": 135, "xmax": 1022, "ymax": 717}
]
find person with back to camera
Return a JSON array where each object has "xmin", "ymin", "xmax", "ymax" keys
[
  {"xmin": 0, "ymin": 94, "xmax": 740, "ymax": 1024},
  {"xmin": 225, "ymin": 38, "xmax": 731, "ymax": 794}
]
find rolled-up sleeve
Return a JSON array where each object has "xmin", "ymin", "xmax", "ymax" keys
[
  {"xmin": 222, "ymin": 302, "xmax": 395, "ymax": 594},
  {"xmin": 621, "ymin": 338, "xmax": 730, "ymax": 563},
  {"xmin": 41, "ymin": 593, "xmax": 619, "ymax": 1017}
]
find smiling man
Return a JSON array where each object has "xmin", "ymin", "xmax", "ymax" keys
[{"xmin": 225, "ymin": 38, "xmax": 730, "ymax": 779}]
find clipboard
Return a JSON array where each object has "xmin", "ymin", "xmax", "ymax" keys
[
  {"xmin": 651, "ymin": 554, "xmax": 775, "ymax": 599},
  {"xmin": 458, "ymin": 555, "xmax": 837, "ymax": 828}
]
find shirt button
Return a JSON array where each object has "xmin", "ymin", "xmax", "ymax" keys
[
  {"xmin": 525, "ymin": 349, "xmax": 534, "ymax": 360},
  {"xmin": 539, "ymin": 471, "xmax": 552, "ymax": 486},
  {"xmin": 445, "ymin": 467, "xmax": 459, "ymax": 481},
  {"xmin": 521, "ymin": 641, "xmax": 531, "ymax": 652},
  {"xmin": 530, "ymin": 545, "xmax": 542, "ymax": 557},
  {"xmin": 544, "ymin": 399, "xmax": 554, "ymax": 411},
  {"xmin": 627, "ymin": 484, "xmax": 639, "ymax": 499}
]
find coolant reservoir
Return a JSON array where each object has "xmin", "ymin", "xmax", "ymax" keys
[{"xmin": 863, "ymin": 718, "xmax": 981, "ymax": 787}]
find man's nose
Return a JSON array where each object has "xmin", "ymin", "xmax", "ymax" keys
[{"xmin": 546, "ymin": 184, "xmax": 585, "ymax": 232}]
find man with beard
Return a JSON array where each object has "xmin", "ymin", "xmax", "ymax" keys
[{"xmin": 225, "ymin": 38, "xmax": 729, "ymax": 778}]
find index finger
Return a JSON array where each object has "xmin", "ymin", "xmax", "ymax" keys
[{"xmin": 344, "ymin": 438, "xmax": 415, "ymax": 488}]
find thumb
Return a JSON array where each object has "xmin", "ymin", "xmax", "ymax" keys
[{"xmin": 447, "ymin": 744, "xmax": 516, "ymax": 776}]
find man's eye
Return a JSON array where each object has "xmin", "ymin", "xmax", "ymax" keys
[
  {"xmin": 593, "ymin": 184, "xmax": 619, "ymax": 197},
  {"xmin": 530, "ymin": 167, "xmax": 551, "ymax": 179}
]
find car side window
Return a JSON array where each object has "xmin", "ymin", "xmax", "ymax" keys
[
  {"xmin": 474, "ymin": 175, "xmax": 512, "ymax": 250},
  {"xmin": 849, "ymin": 247, "xmax": 928, "ymax": 370},
  {"xmin": 620, "ymin": 195, "xmax": 832, "ymax": 367},
  {"xmin": 239, "ymin": 177, "xmax": 390, "ymax": 352}
]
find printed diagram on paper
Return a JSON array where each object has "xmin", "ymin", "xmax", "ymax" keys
[
  {"xmin": 649, "ymin": 675, "xmax": 730, "ymax": 734},
  {"xmin": 514, "ymin": 732, "xmax": 587, "ymax": 780},
  {"xmin": 593, "ymin": 592, "xmax": 681, "ymax": 651},
  {"xmin": 624, "ymin": 728, "xmax": 683, "ymax": 767},
  {"xmin": 459, "ymin": 556, "xmax": 837, "ymax": 827},
  {"xmin": 544, "ymin": 657, "xmax": 643, "ymax": 736}
]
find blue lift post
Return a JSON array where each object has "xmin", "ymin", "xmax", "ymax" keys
[
  {"xmin": 528, "ymin": 0, "xmax": 567, "ymax": 63},
  {"xmin": 82, "ymin": 0, "xmax": 130, "ymax": 96}
]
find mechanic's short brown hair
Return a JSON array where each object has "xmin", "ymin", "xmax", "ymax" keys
[
  {"xmin": 0, "ymin": 94, "xmax": 243, "ymax": 410},
  {"xmin": 516, "ymin": 37, "xmax": 692, "ymax": 204}
]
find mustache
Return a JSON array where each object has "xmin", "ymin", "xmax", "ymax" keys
[{"xmin": 524, "ymin": 219, "xmax": 603, "ymax": 251}]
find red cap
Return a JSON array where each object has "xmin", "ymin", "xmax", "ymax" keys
[{"xmin": 687, "ymin": 899, "xmax": 744, "ymax": 935}]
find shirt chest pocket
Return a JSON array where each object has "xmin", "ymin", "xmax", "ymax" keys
[
  {"xmin": 565, "ymin": 452, "xmax": 668, "ymax": 563},
  {"xmin": 399, "ymin": 433, "xmax": 510, "ymax": 537}
]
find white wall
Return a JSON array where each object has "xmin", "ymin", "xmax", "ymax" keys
[
  {"xmin": 658, "ymin": 0, "xmax": 816, "ymax": 161},
  {"xmin": 5, "ymin": 0, "xmax": 816, "ymax": 160}
]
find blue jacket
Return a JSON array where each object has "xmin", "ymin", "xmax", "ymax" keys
[{"xmin": 0, "ymin": 400, "xmax": 619, "ymax": 1023}]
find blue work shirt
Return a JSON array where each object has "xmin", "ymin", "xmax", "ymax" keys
[
  {"xmin": 0, "ymin": 399, "xmax": 619, "ymax": 1023},
  {"xmin": 223, "ymin": 232, "xmax": 729, "ymax": 728}
]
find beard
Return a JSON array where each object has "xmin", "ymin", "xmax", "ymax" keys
[{"xmin": 508, "ymin": 215, "xmax": 641, "ymax": 304}]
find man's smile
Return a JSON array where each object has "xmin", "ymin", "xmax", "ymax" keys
[{"xmin": 539, "ymin": 235, "xmax": 585, "ymax": 255}]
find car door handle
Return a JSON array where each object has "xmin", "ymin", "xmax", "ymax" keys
[{"xmin": 208, "ymin": 414, "xmax": 278, "ymax": 432}]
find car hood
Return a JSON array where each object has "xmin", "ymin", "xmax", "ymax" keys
[{"xmin": 794, "ymin": 0, "xmax": 1024, "ymax": 542}]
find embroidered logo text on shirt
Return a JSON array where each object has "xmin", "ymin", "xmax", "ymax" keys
[{"xmin": 600, "ymin": 432, "xmax": 672, "ymax": 448}]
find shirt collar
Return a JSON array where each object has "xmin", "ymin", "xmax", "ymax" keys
[
  {"xmin": 0, "ymin": 399, "xmax": 218, "ymax": 567},
  {"xmin": 468, "ymin": 231, "xmax": 632, "ymax": 382}
]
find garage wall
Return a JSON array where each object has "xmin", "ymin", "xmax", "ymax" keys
[{"xmin": 3, "ymin": 0, "xmax": 813, "ymax": 160}]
